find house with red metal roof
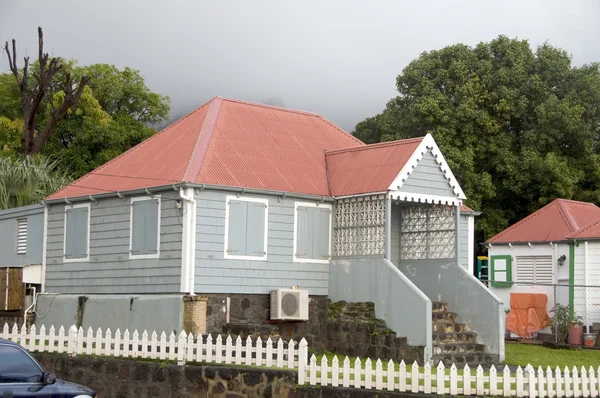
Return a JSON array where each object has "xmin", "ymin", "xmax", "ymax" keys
[
  {"xmin": 486, "ymin": 198, "xmax": 600, "ymax": 332},
  {"xmin": 33, "ymin": 97, "xmax": 502, "ymax": 365}
]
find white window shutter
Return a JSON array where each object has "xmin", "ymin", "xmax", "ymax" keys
[
  {"xmin": 16, "ymin": 218, "xmax": 27, "ymax": 255},
  {"xmin": 534, "ymin": 256, "xmax": 553, "ymax": 284},
  {"xmin": 516, "ymin": 256, "xmax": 535, "ymax": 283}
]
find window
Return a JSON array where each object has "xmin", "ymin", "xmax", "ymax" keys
[
  {"xmin": 16, "ymin": 218, "xmax": 27, "ymax": 255},
  {"xmin": 490, "ymin": 255, "xmax": 512, "ymax": 287},
  {"xmin": 130, "ymin": 196, "xmax": 161, "ymax": 259},
  {"xmin": 224, "ymin": 196, "xmax": 268, "ymax": 261},
  {"xmin": 63, "ymin": 203, "xmax": 90, "ymax": 262},
  {"xmin": 0, "ymin": 344, "xmax": 43, "ymax": 383},
  {"xmin": 400, "ymin": 204, "xmax": 455, "ymax": 260},
  {"xmin": 516, "ymin": 256, "xmax": 553, "ymax": 284},
  {"xmin": 294, "ymin": 202, "xmax": 332, "ymax": 263}
]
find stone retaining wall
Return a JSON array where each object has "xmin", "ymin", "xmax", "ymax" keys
[{"xmin": 31, "ymin": 353, "xmax": 427, "ymax": 398}]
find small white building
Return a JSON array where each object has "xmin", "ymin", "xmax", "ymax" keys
[{"xmin": 486, "ymin": 198, "xmax": 600, "ymax": 330}]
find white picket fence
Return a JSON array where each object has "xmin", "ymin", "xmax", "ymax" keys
[
  {"xmin": 4, "ymin": 322, "xmax": 599, "ymax": 397},
  {"xmin": 298, "ymin": 355, "xmax": 600, "ymax": 397},
  {"xmin": 1, "ymin": 323, "xmax": 305, "ymax": 369}
]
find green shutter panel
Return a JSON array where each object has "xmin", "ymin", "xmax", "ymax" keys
[
  {"xmin": 312, "ymin": 207, "xmax": 331, "ymax": 260},
  {"xmin": 296, "ymin": 207, "xmax": 310, "ymax": 258},
  {"xmin": 131, "ymin": 202, "xmax": 145, "ymax": 254},
  {"xmin": 144, "ymin": 200, "xmax": 159, "ymax": 254},
  {"xmin": 227, "ymin": 200, "xmax": 247, "ymax": 255},
  {"xmin": 491, "ymin": 255, "xmax": 512, "ymax": 287},
  {"xmin": 245, "ymin": 202, "xmax": 266, "ymax": 257}
]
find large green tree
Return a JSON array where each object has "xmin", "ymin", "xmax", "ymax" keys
[
  {"xmin": 0, "ymin": 62, "xmax": 171, "ymax": 178},
  {"xmin": 354, "ymin": 35, "xmax": 600, "ymax": 241}
]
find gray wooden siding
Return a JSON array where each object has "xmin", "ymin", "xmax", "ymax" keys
[
  {"xmin": 0, "ymin": 204, "xmax": 44, "ymax": 267},
  {"xmin": 194, "ymin": 190, "xmax": 329, "ymax": 295},
  {"xmin": 459, "ymin": 214, "xmax": 469, "ymax": 268},
  {"xmin": 399, "ymin": 150, "xmax": 457, "ymax": 197},
  {"xmin": 45, "ymin": 191, "xmax": 182, "ymax": 294}
]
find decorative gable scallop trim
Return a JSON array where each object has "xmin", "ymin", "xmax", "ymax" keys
[
  {"xmin": 389, "ymin": 192, "xmax": 462, "ymax": 207},
  {"xmin": 388, "ymin": 133, "xmax": 466, "ymax": 200}
]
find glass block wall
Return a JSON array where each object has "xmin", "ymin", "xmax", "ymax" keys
[
  {"xmin": 399, "ymin": 204, "xmax": 455, "ymax": 260},
  {"xmin": 334, "ymin": 195, "xmax": 386, "ymax": 257}
]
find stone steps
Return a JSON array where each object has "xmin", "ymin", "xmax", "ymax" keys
[
  {"xmin": 432, "ymin": 353, "xmax": 500, "ymax": 367},
  {"xmin": 431, "ymin": 302, "xmax": 495, "ymax": 366},
  {"xmin": 432, "ymin": 331, "xmax": 477, "ymax": 344},
  {"xmin": 432, "ymin": 322, "xmax": 468, "ymax": 333}
]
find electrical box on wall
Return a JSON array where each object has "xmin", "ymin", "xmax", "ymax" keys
[{"xmin": 270, "ymin": 288, "xmax": 309, "ymax": 321}]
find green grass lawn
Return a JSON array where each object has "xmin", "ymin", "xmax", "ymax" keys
[
  {"xmin": 504, "ymin": 342, "xmax": 600, "ymax": 369},
  {"xmin": 309, "ymin": 342, "xmax": 600, "ymax": 373}
]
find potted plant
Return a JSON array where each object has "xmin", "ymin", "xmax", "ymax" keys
[
  {"xmin": 550, "ymin": 304, "xmax": 583, "ymax": 344},
  {"xmin": 568, "ymin": 314, "xmax": 584, "ymax": 345}
]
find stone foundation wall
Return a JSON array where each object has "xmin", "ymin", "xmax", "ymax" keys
[
  {"xmin": 204, "ymin": 294, "xmax": 329, "ymax": 348},
  {"xmin": 204, "ymin": 294, "xmax": 423, "ymax": 363},
  {"xmin": 32, "ymin": 353, "xmax": 429, "ymax": 398}
]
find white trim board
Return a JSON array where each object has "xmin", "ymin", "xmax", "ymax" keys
[
  {"xmin": 293, "ymin": 201, "xmax": 332, "ymax": 264},
  {"xmin": 63, "ymin": 202, "xmax": 91, "ymax": 263},
  {"xmin": 388, "ymin": 133, "xmax": 466, "ymax": 200},
  {"xmin": 223, "ymin": 195, "xmax": 269, "ymax": 261},
  {"xmin": 129, "ymin": 195, "xmax": 162, "ymax": 260}
]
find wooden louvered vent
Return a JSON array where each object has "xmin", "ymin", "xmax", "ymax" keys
[
  {"xmin": 16, "ymin": 218, "xmax": 27, "ymax": 255},
  {"xmin": 516, "ymin": 255, "xmax": 553, "ymax": 284}
]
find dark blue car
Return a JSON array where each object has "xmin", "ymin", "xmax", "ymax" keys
[{"xmin": 0, "ymin": 339, "xmax": 96, "ymax": 398}]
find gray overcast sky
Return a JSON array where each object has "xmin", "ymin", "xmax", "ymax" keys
[{"xmin": 1, "ymin": 0, "xmax": 599, "ymax": 131}]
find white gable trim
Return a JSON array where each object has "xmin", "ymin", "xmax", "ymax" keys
[
  {"xmin": 388, "ymin": 133, "xmax": 466, "ymax": 200},
  {"xmin": 389, "ymin": 191, "xmax": 462, "ymax": 207}
]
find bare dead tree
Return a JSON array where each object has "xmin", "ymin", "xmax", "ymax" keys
[{"xmin": 3, "ymin": 27, "xmax": 90, "ymax": 155}]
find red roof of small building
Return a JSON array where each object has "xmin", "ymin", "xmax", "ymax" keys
[
  {"xmin": 325, "ymin": 138, "xmax": 423, "ymax": 196},
  {"xmin": 47, "ymin": 97, "xmax": 365, "ymax": 200},
  {"xmin": 486, "ymin": 199, "xmax": 600, "ymax": 244},
  {"xmin": 566, "ymin": 218, "xmax": 600, "ymax": 239}
]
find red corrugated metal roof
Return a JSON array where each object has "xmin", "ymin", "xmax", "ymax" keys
[
  {"xmin": 325, "ymin": 138, "xmax": 423, "ymax": 196},
  {"xmin": 486, "ymin": 199, "xmax": 600, "ymax": 243},
  {"xmin": 47, "ymin": 97, "xmax": 365, "ymax": 200},
  {"xmin": 566, "ymin": 217, "xmax": 600, "ymax": 239}
]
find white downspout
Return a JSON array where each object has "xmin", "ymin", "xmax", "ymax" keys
[
  {"xmin": 584, "ymin": 242, "xmax": 589, "ymax": 329},
  {"xmin": 41, "ymin": 203, "xmax": 48, "ymax": 293},
  {"xmin": 179, "ymin": 188, "xmax": 196, "ymax": 295}
]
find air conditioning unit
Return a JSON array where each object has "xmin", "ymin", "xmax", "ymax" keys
[{"xmin": 270, "ymin": 288, "xmax": 309, "ymax": 321}]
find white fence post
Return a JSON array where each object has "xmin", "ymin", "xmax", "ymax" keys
[
  {"xmin": 38, "ymin": 325, "xmax": 46, "ymax": 353},
  {"xmin": 177, "ymin": 331, "xmax": 186, "ymax": 365},
  {"xmin": 287, "ymin": 339, "xmax": 295, "ymax": 369},
  {"xmin": 309, "ymin": 354, "xmax": 317, "ymax": 386},
  {"xmin": 516, "ymin": 366, "xmax": 524, "ymax": 398},
  {"xmin": 114, "ymin": 329, "xmax": 121, "ymax": 357},
  {"xmin": 504, "ymin": 365, "xmax": 512, "ymax": 397},
  {"xmin": 297, "ymin": 338, "xmax": 307, "ymax": 386},
  {"xmin": 436, "ymin": 361, "xmax": 445, "ymax": 395},
  {"xmin": 342, "ymin": 357, "xmax": 351, "ymax": 388},
  {"xmin": 216, "ymin": 335, "xmax": 224, "ymax": 364},
  {"xmin": 565, "ymin": 366, "xmax": 572, "ymax": 398},
  {"xmin": 365, "ymin": 358, "xmax": 373, "ymax": 389},
  {"xmin": 423, "ymin": 362, "xmax": 431, "ymax": 394},
  {"xmin": 48, "ymin": 325, "xmax": 56, "ymax": 353},
  {"xmin": 375, "ymin": 359, "xmax": 383, "ymax": 390},
  {"xmin": 399, "ymin": 360, "xmax": 407, "ymax": 392},
  {"xmin": 332, "ymin": 356, "xmax": 340, "ymax": 387},
  {"xmin": 67, "ymin": 325, "xmax": 77, "ymax": 355},
  {"xmin": 354, "ymin": 357, "xmax": 362, "ymax": 389},
  {"xmin": 557, "ymin": 366, "xmax": 564, "ymax": 398},
  {"xmin": 321, "ymin": 355, "xmax": 328, "ymax": 387},
  {"xmin": 105, "ymin": 328, "xmax": 112, "ymax": 357},
  {"xmin": 590, "ymin": 367, "xmax": 598, "ymax": 398},
  {"xmin": 411, "ymin": 361, "xmax": 419, "ymax": 393},
  {"xmin": 464, "ymin": 364, "xmax": 472, "ymax": 396},
  {"xmin": 244, "ymin": 336, "xmax": 252, "ymax": 366},
  {"xmin": 387, "ymin": 359, "xmax": 395, "ymax": 392}
]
